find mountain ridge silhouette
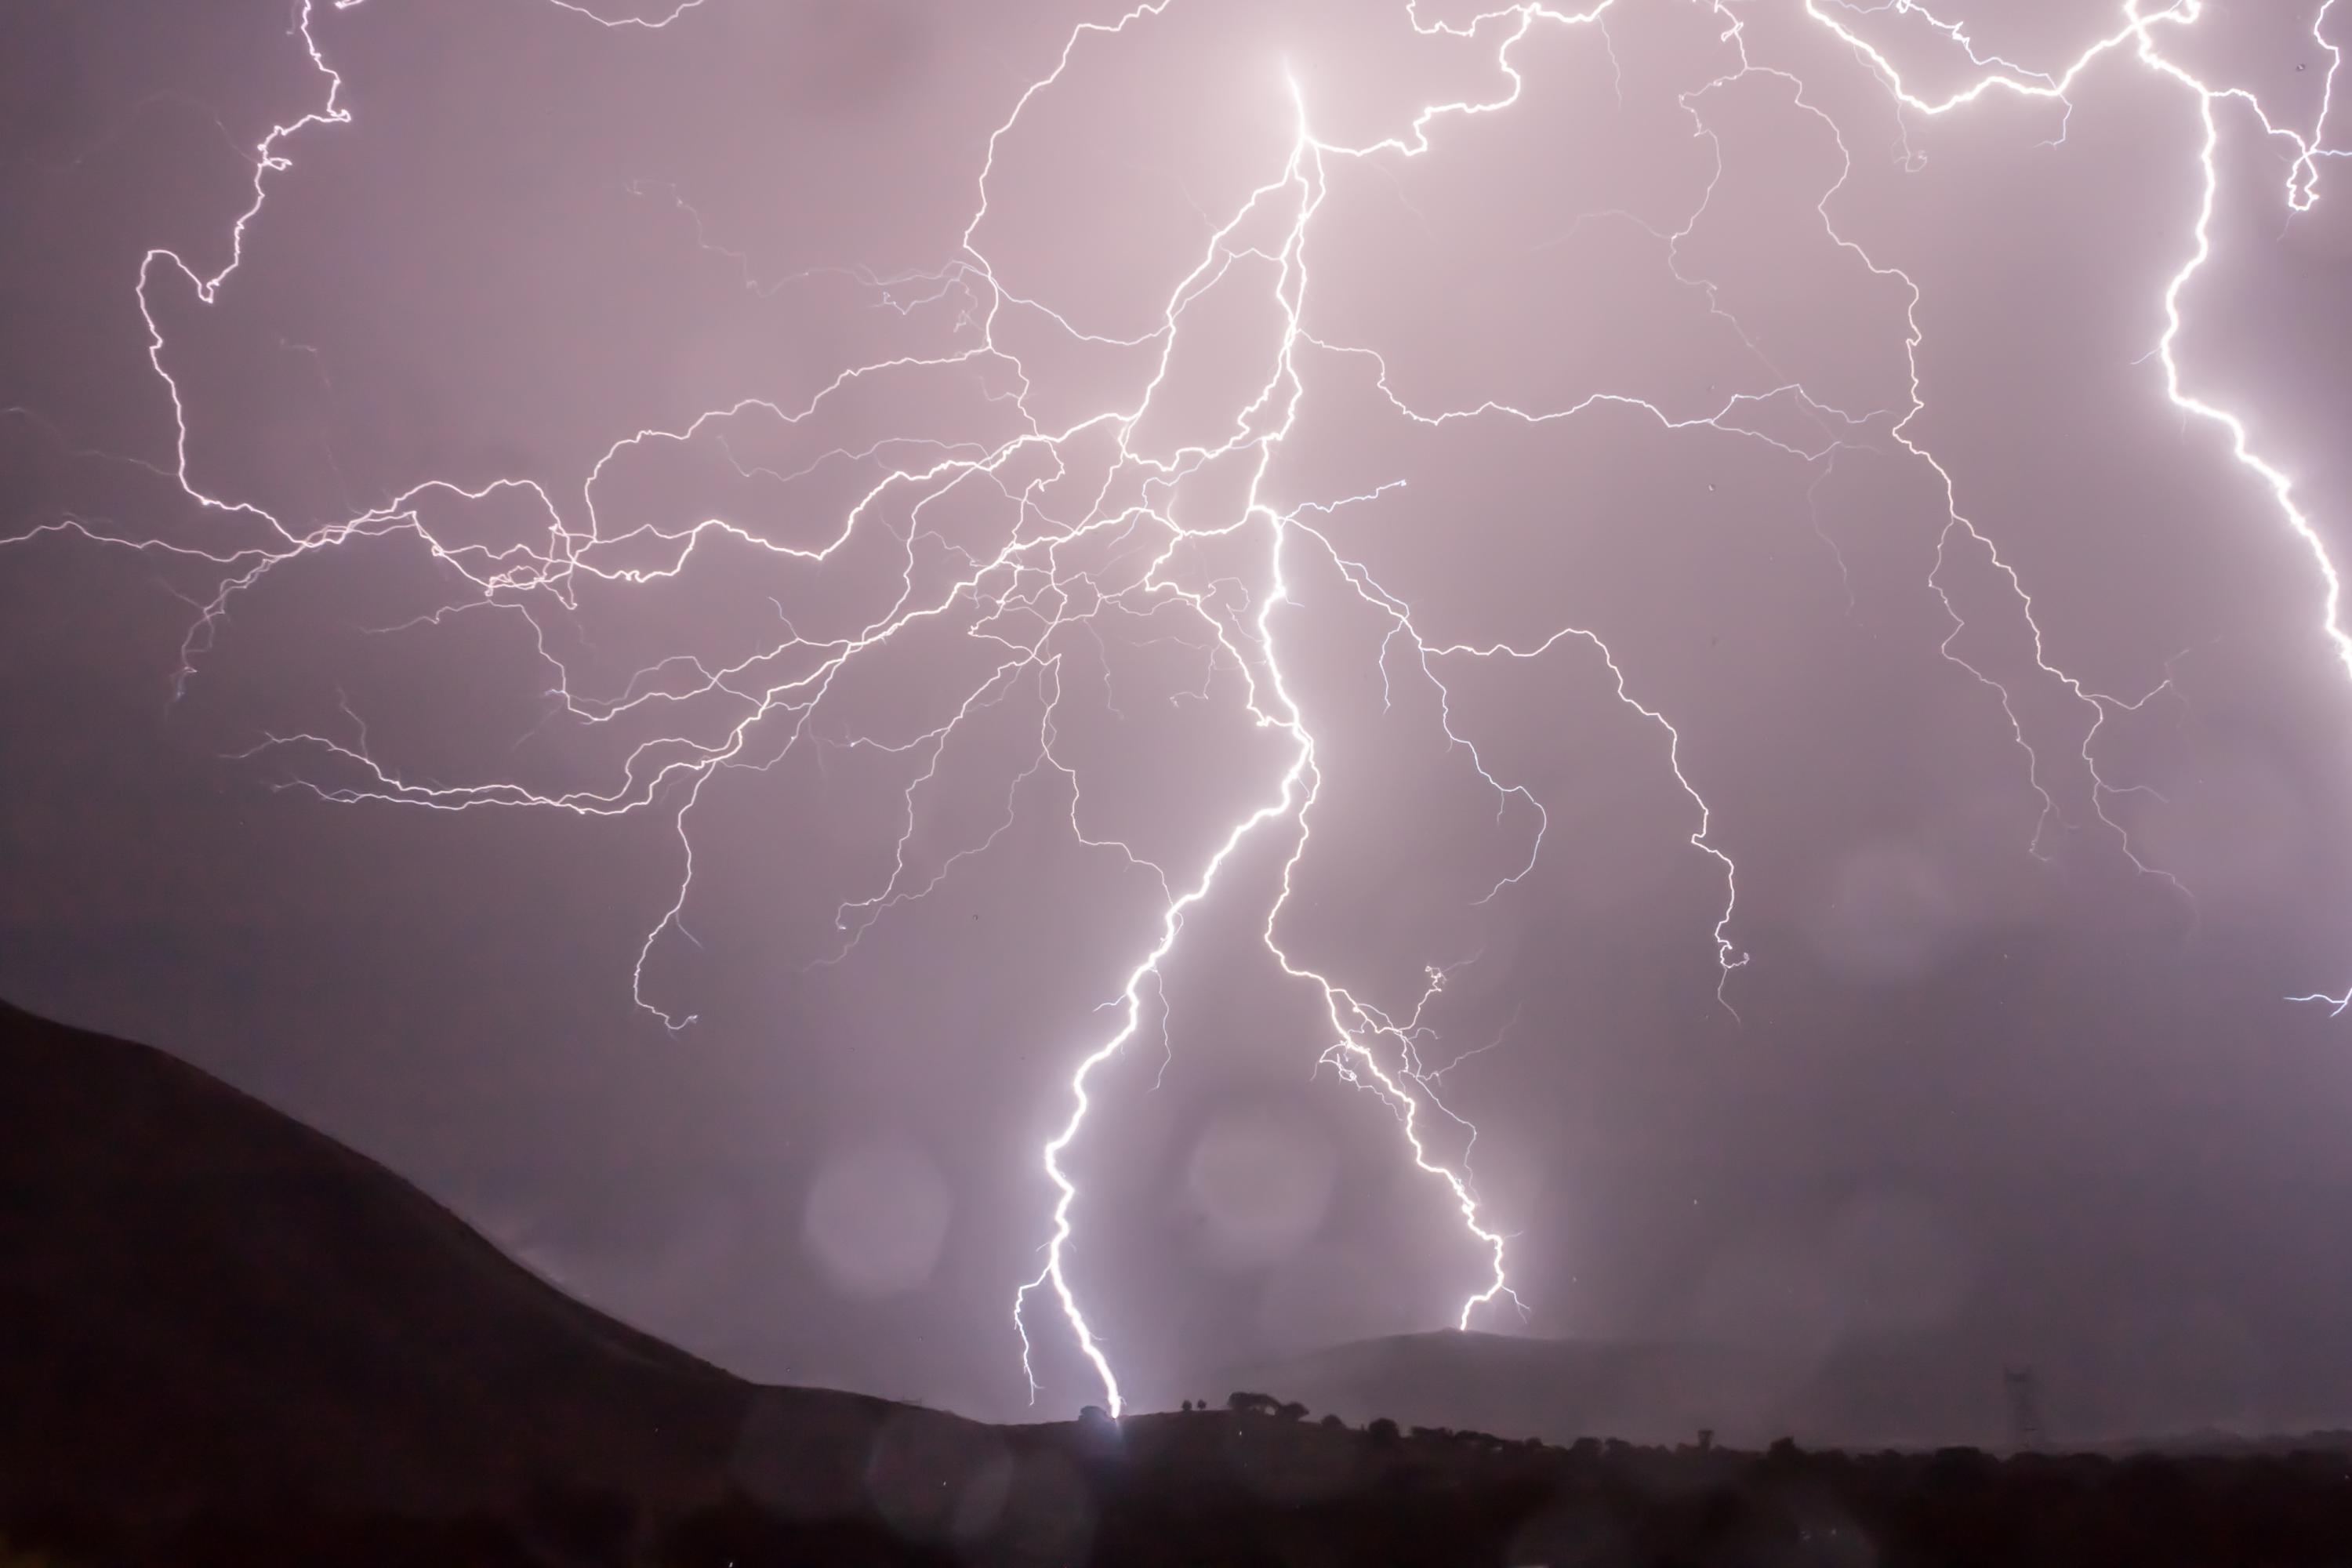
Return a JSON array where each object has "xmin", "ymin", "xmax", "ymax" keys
[{"xmin": 0, "ymin": 995, "xmax": 777, "ymax": 1518}]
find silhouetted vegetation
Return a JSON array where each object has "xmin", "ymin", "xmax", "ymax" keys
[
  {"xmin": 659, "ymin": 1489, "xmax": 961, "ymax": 1568},
  {"xmin": 521, "ymin": 1480, "xmax": 637, "ymax": 1566},
  {"xmin": 8, "ymin": 1410, "xmax": 2352, "ymax": 1566},
  {"xmin": 0, "ymin": 1537, "xmax": 74, "ymax": 1568}
]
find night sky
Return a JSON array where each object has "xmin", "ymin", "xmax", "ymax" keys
[{"xmin": 5, "ymin": 0, "xmax": 2352, "ymax": 1438}]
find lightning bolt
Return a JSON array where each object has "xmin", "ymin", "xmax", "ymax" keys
[
  {"xmin": 1790, "ymin": 0, "xmax": 2346, "ymax": 989},
  {"xmin": 7, "ymin": 0, "xmax": 2347, "ymax": 1418}
]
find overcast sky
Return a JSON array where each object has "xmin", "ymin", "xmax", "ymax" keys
[{"xmin": 5, "ymin": 0, "xmax": 2352, "ymax": 1438}]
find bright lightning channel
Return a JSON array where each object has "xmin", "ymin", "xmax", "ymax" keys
[
  {"xmin": 4, "ymin": 0, "xmax": 2347, "ymax": 1418},
  {"xmin": 1796, "ymin": 0, "xmax": 2349, "ymax": 997}
]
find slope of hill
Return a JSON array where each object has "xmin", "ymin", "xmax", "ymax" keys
[{"xmin": 0, "ymin": 996, "xmax": 764, "ymax": 1518}]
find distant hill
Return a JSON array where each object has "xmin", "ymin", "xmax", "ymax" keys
[{"xmin": 1200, "ymin": 1326, "xmax": 2021, "ymax": 1452}]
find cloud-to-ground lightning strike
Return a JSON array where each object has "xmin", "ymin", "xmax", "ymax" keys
[{"xmin": 5, "ymin": 0, "xmax": 2349, "ymax": 1414}]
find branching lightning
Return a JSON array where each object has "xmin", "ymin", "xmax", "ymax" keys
[{"xmin": 8, "ymin": 0, "xmax": 2350, "ymax": 1414}]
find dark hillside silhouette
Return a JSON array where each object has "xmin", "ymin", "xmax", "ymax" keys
[
  {"xmin": 0, "ymin": 997, "xmax": 751, "ymax": 1517},
  {"xmin": 5, "ymin": 996, "xmax": 2352, "ymax": 1567}
]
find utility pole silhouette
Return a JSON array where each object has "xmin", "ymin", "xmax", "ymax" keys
[{"xmin": 2004, "ymin": 1367, "xmax": 2046, "ymax": 1451}]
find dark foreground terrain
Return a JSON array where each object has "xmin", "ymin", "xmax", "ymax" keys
[{"xmin": 4, "ymin": 998, "xmax": 2349, "ymax": 1567}]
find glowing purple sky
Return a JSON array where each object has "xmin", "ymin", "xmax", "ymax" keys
[{"xmin": 5, "ymin": 0, "xmax": 2352, "ymax": 1438}]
